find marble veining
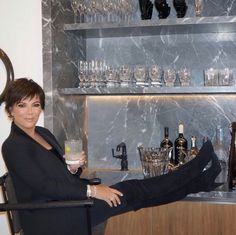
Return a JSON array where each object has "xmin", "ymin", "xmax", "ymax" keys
[{"xmin": 42, "ymin": 0, "xmax": 236, "ymax": 172}]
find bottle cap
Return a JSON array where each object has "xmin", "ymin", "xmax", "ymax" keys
[{"xmin": 179, "ymin": 124, "xmax": 184, "ymax": 133}]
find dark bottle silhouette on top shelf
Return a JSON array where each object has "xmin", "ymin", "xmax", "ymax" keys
[
  {"xmin": 154, "ymin": 0, "xmax": 171, "ymax": 19},
  {"xmin": 173, "ymin": 0, "xmax": 188, "ymax": 18},
  {"xmin": 139, "ymin": 0, "xmax": 154, "ymax": 20}
]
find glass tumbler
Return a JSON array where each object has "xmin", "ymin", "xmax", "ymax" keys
[
  {"xmin": 204, "ymin": 68, "xmax": 218, "ymax": 86},
  {"xmin": 163, "ymin": 69, "xmax": 176, "ymax": 87},
  {"xmin": 134, "ymin": 65, "xmax": 147, "ymax": 86},
  {"xmin": 105, "ymin": 66, "xmax": 118, "ymax": 87},
  {"xmin": 149, "ymin": 65, "xmax": 162, "ymax": 87},
  {"xmin": 64, "ymin": 139, "xmax": 82, "ymax": 164},
  {"xmin": 218, "ymin": 68, "xmax": 233, "ymax": 86},
  {"xmin": 119, "ymin": 65, "xmax": 132, "ymax": 87},
  {"xmin": 178, "ymin": 68, "xmax": 191, "ymax": 86}
]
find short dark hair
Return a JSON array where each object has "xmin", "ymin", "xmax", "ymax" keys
[{"xmin": 4, "ymin": 78, "xmax": 45, "ymax": 116}]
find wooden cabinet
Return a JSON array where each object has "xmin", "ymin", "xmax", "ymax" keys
[{"xmin": 105, "ymin": 201, "xmax": 236, "ymax": 235}]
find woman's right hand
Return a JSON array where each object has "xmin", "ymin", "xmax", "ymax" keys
[{"xmin": 92, "ymin": 184, "xmax": 123, "ymax": 207}]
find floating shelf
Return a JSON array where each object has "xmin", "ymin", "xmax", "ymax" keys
[
  {"xmin": 58, "ymin": 86, "xmax": 236, "ymax": 96},
  {"xmin": 64, "ymin": 16, "xmax": 236, "ymax": 38}
]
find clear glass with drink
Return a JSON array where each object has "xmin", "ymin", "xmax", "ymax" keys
[{"xmin": 64, "ymin": 139, "xmax": 83, "ymax": 164}]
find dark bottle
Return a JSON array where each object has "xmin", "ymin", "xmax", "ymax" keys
[
  {"xmin": 190, "ymin": 136, "xmax": 199, "ymax": 158},
  {"xmin": 160, "ymin": 127, "xmax": 173, "ymax": 163},
  {"xmin": 173, "ymin": 0, "xmax": 188, "ymax": 18},
  {"xmin": 228, "ymin": 122, "xmax": 236, "ymax": 190},
  {"xmin": 154, "ymin": 0, "xmax": 171, "ymax": 19},
  {"xmin": 174, "ymin": 123, "xmax": 188, "ymax": 165}
]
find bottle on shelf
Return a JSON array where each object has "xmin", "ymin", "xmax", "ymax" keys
[
  {"xmin": 228, "ymin": 122, "xmax": 236, "ymax": 190},
  {"xmin": 190, "ymin": 136, "xmax": 199, "ymax": 158},
  {"xmin": 213, "ymin": 125, "xmax": 228, "ymax": 184},
  {"xmin": 174, "ymin": 123, "xmax": 188, "ymax": 165},
  {"xmin": 160, "ymin": 127, "xmax": 173, "ymax": 163}
]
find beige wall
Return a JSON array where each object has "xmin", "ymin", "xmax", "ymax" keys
[{"xmin": 0, "ymin": 0, "xmax": 43, "ymax": 234}]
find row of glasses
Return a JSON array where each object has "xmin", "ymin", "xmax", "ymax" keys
[
  {"xmin": 78, "ymin": 61, "xmax": 192, "ymax": 88},
  {"xmin": 70, "ymin": 0, "xmax": 135, "ymax": 23},
  {"xmin": 163, "ymin": 68, "xmax": 191, "ymax": 87},
  {"xmin": 204, "ymin": 68, "xmax": 234, "ymax": 86}
]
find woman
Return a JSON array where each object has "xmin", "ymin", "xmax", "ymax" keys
[{"xmin": 1, "ymin": 78, "xmax": 221, "ymax": 235}]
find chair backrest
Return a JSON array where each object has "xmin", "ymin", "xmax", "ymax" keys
[
  {"xmin": 0, "ymin": 173, "xmax": 23, "ymax": 235},
  {"xmin": 0, "ymin": 173, "xmax": 97, "ymax": 235}
]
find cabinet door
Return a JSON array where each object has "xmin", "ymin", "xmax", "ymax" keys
[{"xmin": 105, "ymin": 208, "xmax": 152, "ymax": 235}]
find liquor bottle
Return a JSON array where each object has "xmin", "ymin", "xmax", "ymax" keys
[
  {"xmin": 228, "ymin": 122, "xmax": 236, "ymax": 190},
  {"xmin": 190, "ymin": 136, "xmax": 199, "ymax": 158},
  {"xmin": 174, "ymin": 123, "xmax": 188, "ymax": 165},
  {"xmin": 160, "ymin": 127, "xmax": 173, "ymax": 163},
  {"xmin": 213, "ymin": 125, "xmax": 228, "ymax": 184}
]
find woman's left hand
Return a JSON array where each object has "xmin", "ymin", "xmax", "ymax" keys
[{"xmin": 66, "ymin": 151, "xmax": 87, "ymax": 173}]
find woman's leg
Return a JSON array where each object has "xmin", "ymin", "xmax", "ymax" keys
[
  {"xmin": 114, "ymin": 140, "xmax": 217, "ymax": 204},
  {"xmin": 90, "ymin": 141, "xmax": 220, "ymax": 226}
]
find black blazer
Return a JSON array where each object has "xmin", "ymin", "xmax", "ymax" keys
[{"xmin": 2, "ymin": 123, "xmax": 89, "ymax": 235}]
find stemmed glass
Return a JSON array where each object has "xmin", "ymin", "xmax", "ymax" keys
[
  {"xmin": 77, "ymin": 0, "xmax": 86, "ymax": 23},
  {"xmin": 78, "ymin": 60, "xmax": 89, "ymax": 88},
  {"xmin": 71, "ymin": 0, "xmax": 79, "ymax": 23},
  {"xmin": 119, "ymin": 65, "xmax": 133, "ymax": 87}
]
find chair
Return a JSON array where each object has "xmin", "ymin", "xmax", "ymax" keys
[{"xmin": 0, "ymin": 173, "xmax": 95, "ymax": 235}]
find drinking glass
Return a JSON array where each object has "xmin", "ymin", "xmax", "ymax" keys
[
  {"xmin": 134, "ymin": 65, "xmax": 147, "ymax": 86},
  {"xmin": 105, "ymin": 66, "xmax": 118, "ymax": 87},
  {"xmin": 204, "ymin": 68, "xmax": 218, "ymax": 86},
  {"xmin": 218, "ymin": 68, "xmax": 233, "ymax": 86},
  {"xmin": 163, "ymin": 69, "xmax": 176, "ymax": 87},
  {"xmin": 149, "ymin": 65, "xmax": 162, "ymax": 87},
  {"xmin": 78, "ymin": 60, "xmax": 88, "ymax": 88},
  {"xmin": 71, "ymin": 0, "xmax": 79, "ymax": 23},
  {"xmin": 195, "ymin": 0, "xmax": 203, "ymax": 17},
  {"xmin": 178, "ymin": 68, "xmax": 191, "ymax": 86},
  {"xmin": 77, "ymin": 0, "xmax": 86, "ymax": 23},
  {"xmin": 64, "ymin": 139, "xmax": 83, "ymax": 164},
  {"xmin": 119, "ymin": 65, "xmax": 132, "ymax": 87}
]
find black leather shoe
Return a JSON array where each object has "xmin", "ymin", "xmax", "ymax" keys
[{"xmin": 187, "ymin": 152, "xmax": 222, "ymax": 193}]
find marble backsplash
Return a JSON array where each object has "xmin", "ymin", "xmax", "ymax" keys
[{"xmin": 42, "ymin": 0, "xmax": 236, "ymax": 170}]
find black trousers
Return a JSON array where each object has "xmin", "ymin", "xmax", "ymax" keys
[{"xmin": 90, "ymin": 140, "xmax": 218, "ymax": 227}]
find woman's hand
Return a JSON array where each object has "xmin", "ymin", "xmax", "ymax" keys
[
  {"xmin": 66, "ymin": 151, "xmax": 87, "ymax": 173},
  {"xmin": 92, "ymin": 184, "xmax": 123, "ymax": 207}
]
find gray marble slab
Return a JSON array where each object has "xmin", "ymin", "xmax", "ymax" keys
[
  {"xmin": 64, "ymin": 16, "xmax": 236, "ymax": 38},
  {"xmin": 42, "ymin": 0, "xmax": 236, "ymax": 175}
]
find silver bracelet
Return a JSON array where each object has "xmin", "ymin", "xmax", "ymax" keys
[{"xmin": 87, "ymin": 185, "xmax": 92, "ymax": 198}]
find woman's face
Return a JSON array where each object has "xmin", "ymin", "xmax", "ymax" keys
[{"xmin": 10, "ymin": 95, "xmax": 42, "ymax": 132}]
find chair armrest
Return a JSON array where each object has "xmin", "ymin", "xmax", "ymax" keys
[{"xmin": 0, "ymin": 199, "xmax": 93, "ymax": 212}]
